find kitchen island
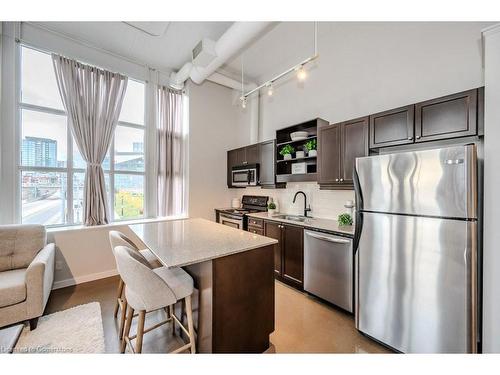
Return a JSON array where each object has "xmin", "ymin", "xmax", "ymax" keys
[{"xmin": 129, "ymin": 218, "xmax": 278, "ymax": 353}]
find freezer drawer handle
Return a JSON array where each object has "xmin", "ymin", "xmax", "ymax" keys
[{"xmin": 305, "ymin": 231, "xmax": 351, "ymax": 244}]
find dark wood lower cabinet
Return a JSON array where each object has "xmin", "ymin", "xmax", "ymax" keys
[
  {"xmin": 263, "ymin": 220, "xmax": 303, "ymax": 289},
  {"xmin": 281, "ymin": 224, "xmax": 304, "ymax": 287},
  {"xmin": 264, "ymin": 221, "xmax": 283, "ymax": 276}
]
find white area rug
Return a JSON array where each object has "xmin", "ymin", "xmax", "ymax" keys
[{"xmin": 14, "ymin": 302, "xmax": 105, "ymax": 353}]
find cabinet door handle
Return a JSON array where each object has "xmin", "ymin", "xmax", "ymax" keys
[
  {"xmin": 340, "ymin": 178, "xmax": 344, "ymax": 182},
  {"xmin": 416, "ymin": 135, "xmax": 421, "ymax": 139},
  {"xmin": 408, "ymin": 137, "xmax": 413, "ymax": 140},
  {"xmin": 335, "ymin": 178, "xmax": 339, "ymax": 182}
]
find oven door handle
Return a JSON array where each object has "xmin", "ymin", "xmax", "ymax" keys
[{"xmin": 219, "ymin": 214, "xmax": 243, "ymax": 228}]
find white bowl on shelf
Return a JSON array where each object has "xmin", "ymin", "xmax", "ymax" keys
[{"xmin": 290, "ymin": 131, "xmax": 308, "ymax": 141}]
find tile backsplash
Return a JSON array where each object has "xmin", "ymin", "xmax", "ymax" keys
[{"xmin": 232, "ymin": 182, "xmax": 355, "ymax": 220}]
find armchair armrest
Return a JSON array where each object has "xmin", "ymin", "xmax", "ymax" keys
[{"xmin": 25, "ymin": 243, "xmax": 56, "ymax": 318}]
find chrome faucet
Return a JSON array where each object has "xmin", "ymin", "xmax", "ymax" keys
[{"xmin": 293, "ymin": 191, "xmax": 312, "ymax": 217}]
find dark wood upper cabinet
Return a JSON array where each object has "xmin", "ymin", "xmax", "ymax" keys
[
  {"xmin": 340, "ymin": 117, "xmax": 369, "ymax": 185},
  {"xmin": 259, "ymin": 140, "xmax": 276, "ymax": 187},
  {"xmin": 318, "ymin": 117, "xmax": 368, "ymax": 189},
  {"xmin": 317, "ymin": 123, "xmax": 341, "ymax": 185},
  {"xmin": 369, "ymin": 105, "xmax": 415, "ymax": 148},
  {"xmin": 227, "ymin": 149, "xmax": 239, "ymax": 188},
  {"xmin": 415, "ymin": 89, "xmax": 478, "ymax": 143},
  {"xmin": 245, "ymin": 144, "xmax": 260, "ymax": 165},
  {"xmin": 235, "ymin": 147, "xmax": 247, "ymax": 165},
  {"xmin": 264, "ymin": 221, "xmax": 283, "ymax": 277},
  {"xmin": 282, "ymin": 223, "xmax": 304, "ymax": 287}
]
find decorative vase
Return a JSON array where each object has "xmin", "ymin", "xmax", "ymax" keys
[
  {"xmin": 284, "ymin": 154, "xmax": 292, "ymax": 160},
  {"xmin": 296, "ymin": 151, "xmax": 305, "ymax": 158},
  {"xmin": 308, "ymin": 149, "xmax": 317, "ymax": 157},
  {"xmin": 268, "ymin": 209, "xmax": 276, "ymax": 216}
]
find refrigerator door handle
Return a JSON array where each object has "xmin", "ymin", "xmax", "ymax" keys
[
  {"xmin": 465, "ymin": 221, "xmax": 478, "ymax": 353},
  {"xmin": 353, "ymin": 166, "xmax": 363, "ymax": 254}
]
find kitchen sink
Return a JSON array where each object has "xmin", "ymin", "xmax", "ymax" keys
[{"xmin": 272, "ymin": 214, "xmax": 313, "ymax": 222}]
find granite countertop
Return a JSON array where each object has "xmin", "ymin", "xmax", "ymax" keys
[
  {"xmin": 129, "ymin": 218, "xmax": 278, "ymax": 268},
  {"xmin": 246, "ymin": 212, "xmax": 355, "ymax": 237}
]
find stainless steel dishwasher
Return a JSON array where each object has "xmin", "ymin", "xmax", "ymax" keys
[{"xmin": 304, "ymin": 230, "xmax": 353, "ymax": 312}]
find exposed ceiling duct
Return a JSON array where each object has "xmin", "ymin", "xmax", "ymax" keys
[{"xmin": 169, "ymin": 21, "xmax": 273, "ymax": 89}]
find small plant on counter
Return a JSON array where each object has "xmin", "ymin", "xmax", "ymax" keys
[
  {"xmin": 305, "ymin": 138, "xmax": 317, "ymax": 157},
  {"xmin": 268, "ymin": 201, "xmax": 277, "ymax": 215},
  {"xmin": 338, "ymin": 213, "xmax": 353, "ymax": 226},
  {"xmin": 279, "ymin": 144, "xmax": 295, "ymax": 160}
]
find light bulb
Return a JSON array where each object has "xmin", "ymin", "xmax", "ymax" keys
[
  {"xmin": 296, "ymin": 65, "xmax": 307, "ymax": 81},
  {"xmin": 267, "ymin": 83, "xmax": 274, "ymax": 96},
  {"xmin": 241, "ymin": 97, "xmax": 247, "ymax": 109}
]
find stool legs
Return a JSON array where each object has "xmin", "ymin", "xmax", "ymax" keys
[
  {"xmin": 135, "ymin": 310, "xmax": 146, "ymax": 354},
  {"xmin": 114, "ymin": 278, "xmax": 124, "ymax": 318},
  {"xmin": 119, "ymin": 299, "xmax": 128, "ymax": 339},
  {"xmin": 121, "ymin": 305, "xmax": 134, "ymax": 353},
  {"xmin": 185, "ymin": 296, "xmax": 196, "ymax": 354}
]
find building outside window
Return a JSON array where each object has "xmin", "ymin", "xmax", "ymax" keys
[{"xmin": 19, "ymin": 45, "xmax": 146, "ymax": 226}]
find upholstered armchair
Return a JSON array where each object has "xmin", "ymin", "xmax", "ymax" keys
[{"xmin": 0, "ymin": 225, "xmax": 55, "ymax": 329}]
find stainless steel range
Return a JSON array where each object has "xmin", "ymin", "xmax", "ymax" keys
[{"xmin": 216, "ymin": 195, "xmax": 268, "ymax": 230}]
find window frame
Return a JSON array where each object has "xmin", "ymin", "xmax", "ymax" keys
[{"xmin": 17, "ymin": 44, "xmax": 147, "ymax": 227}]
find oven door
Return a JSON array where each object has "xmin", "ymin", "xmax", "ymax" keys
[{"xmin": 218, "ymin": 213, "xmax": 244, "ymax": 230}]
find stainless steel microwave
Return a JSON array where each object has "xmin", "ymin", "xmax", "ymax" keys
[{"xmin": 231, "ymin": 164, "xmax": 259, "ymax": 186}]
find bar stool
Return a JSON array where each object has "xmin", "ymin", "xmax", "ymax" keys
[
  {"xmin": 108, "ymin": 230, "xmax": 161, "ymax": 338},
  {"xmin": 113, "ymin": 245, "xmax": 196, "ymax": 354}
]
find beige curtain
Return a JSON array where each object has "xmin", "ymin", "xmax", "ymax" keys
[
  {"xmin": 52, "ymin": 54, "xmax": 128, "ymax": 225},
  {"xmin": 157, "ymin": 86, "xmax": 184, "ymax": 217}
]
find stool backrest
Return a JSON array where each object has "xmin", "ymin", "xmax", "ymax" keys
[
  {"xmin": 114, "ymin": 245, "xmax": 176, "ymax": 310},
  {"xmin": 109, "ymin": 230, "xmax": 139, "ymax": 251}
]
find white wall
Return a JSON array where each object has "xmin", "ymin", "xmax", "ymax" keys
[
  {"xmin": 482, "ymin": 24, "xmax": 500, "ymax": 353},
  {"xmin": 255, "ymin": 22, "xmax": 489, "ymax": 141},
  {"xmin": 188, "ymin": 80, "xmax": 248, "ymax": 220}
]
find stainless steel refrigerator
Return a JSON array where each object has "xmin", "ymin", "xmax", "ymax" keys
[{"xmin": 353, "ymin": 144, "xmax": 479, "ymax": 353}]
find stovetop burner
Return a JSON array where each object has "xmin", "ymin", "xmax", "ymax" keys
[
  {"xmin": 219, "ymin": 195, "xmax": 269, "ymax": 217},
  {"xmin": 220, "ymin": 208, "xmax": 260, "ymax": 216}
]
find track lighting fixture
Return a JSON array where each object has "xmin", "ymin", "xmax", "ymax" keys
[
  {"xmin": 266, "ymin": 82, "xmax": 274, "ymax": 96},
  {"xmin": 239, "ymin": 22, "xmax": 318, "ymax": 102},
  {"xmin": 296, "ymin": 65, "xmax": 307, "ymax": 81}
]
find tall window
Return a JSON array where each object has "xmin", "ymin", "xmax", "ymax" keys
[{"xmin": 19, "ymin": 46, "xmax": 146, "ymax": 226}]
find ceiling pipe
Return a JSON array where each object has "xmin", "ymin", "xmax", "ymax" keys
[
  {"xmin": 207, "ymin": 71, "xmax": 256, "ymax": 92},
  {"xmin": 169, "ymin": 21, "xmax": 273, "ymax": 88}
]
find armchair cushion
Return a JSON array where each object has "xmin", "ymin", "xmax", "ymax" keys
[
  {"xmin": 25, "ymin": 243, "xmax": 55, "ymax": 318},
  {"xmin": 0, "ymin": 269, "xmax": 26, "ymax": 308},
  {"xmin": 0, "ymin": 225, "xmax": 46, "ymax": 272}
]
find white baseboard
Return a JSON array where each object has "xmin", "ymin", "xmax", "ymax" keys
[{"xmin": 52, "ymin": 269, "xmax": 118, "ymax": 290}]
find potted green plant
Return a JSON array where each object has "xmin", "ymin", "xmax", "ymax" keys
[
  {"xmin": 268, "ymin": 201, "xmax": 277, "ymax": 215},
  {"xmin": 305, "ymin": 138, "xmax": 317, "ymax": 157},
  {"xmin": 279, "ymin": 144, "xmax": 295, "ymax": 160},
  {"xmin": 338, "ymin": 213, "xmax": 353, "ymax": 226}
]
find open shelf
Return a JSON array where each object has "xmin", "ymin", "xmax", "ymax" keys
[
  {"xmin": 276, "ymin": 173, "xmax": 317, "ymax": 183},
  {"xmin": 276, "ymin": 135, "xmax": 317, "ymax": 148},
  {"xmin": 276, "ymin": 155, "xmax": 317, "ymax": 163}
]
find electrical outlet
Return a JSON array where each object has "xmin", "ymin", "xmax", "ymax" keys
[{"xmin": 55, "ymin": 261, "xmax": 63, "ymax": 271}]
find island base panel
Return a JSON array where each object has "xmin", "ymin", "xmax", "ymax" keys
[{"xmin": 185, "ymin": 245, "xmax": 275, "ymax": 353}]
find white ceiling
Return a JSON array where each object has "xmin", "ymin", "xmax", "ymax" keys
[
  {"xmin": 221, "ymin": 22, "xmax": 317, "ymax": 83},
  {"xmin": 33, "ymin": 21, "xmax": 233, "ymax": 72}
]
